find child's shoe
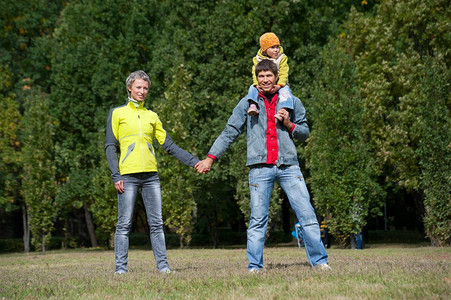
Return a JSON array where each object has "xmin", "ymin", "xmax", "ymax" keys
[{"xmin": 248, "ymin": 103, "xmax": 259, "ymax": 116}]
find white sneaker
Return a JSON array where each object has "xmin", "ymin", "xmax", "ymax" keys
[
  {"xmin": 248, "ymin": 268, "xmax": 261, "ymax": 274},
  {"xmin": 114, "ymin": 270, "xmax": 127, "ymax": 275},
  {"xmin": 159, "ymin": 267, "xmax": 172, "ymax": 274},
  {"xmin": 315, "ymin": 263, "xmax": 331, "ymax": 270}
]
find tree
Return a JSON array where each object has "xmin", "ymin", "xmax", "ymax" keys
[
  {"xmin": 50, "ymin": 0, "xmax": 162, "ymax": 246},
  {"xmin": 0, "ymin": 92, "xmax": 26, "ymax": 250},
  {"xmin": 333, "ymin": 0, "xmax": 450, "ymax": 244},
  {"xmin": 415, "ymin": 59, "xmax": 450, "ymax": 246},
  {"xmin": 154, "ymin": 64, "xmax": 199, "ymax": 247},
  {"xmin": 21, "ymin": 91, "xmax": 58, "ymax": 252},
  {"xmin": 306, "ymin": 42, "xmax": 385, "ymax": 247},
  {"xmin": 0, "ymin": 0, "xmax": 64, "ymax": 252}
]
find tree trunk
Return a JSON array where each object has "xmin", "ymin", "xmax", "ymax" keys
[
  {"xmin": 42, "ymin": 235, "xmax": 46, "ymax": 253},
  {"xmin": 21, "ymin": 202, "xmax": 30, "ymax": 253},
  {"xmin": 84, "ymin": 205, "xmax": 98, "ymax": 247},
  {"xmin": 179, "ymin": 235, "xmax": 184, "ymax": 249}
]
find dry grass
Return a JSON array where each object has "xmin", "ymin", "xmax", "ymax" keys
[{"xmin": 0, "ymin": 244, "xmax": 450, "ymax": 299}]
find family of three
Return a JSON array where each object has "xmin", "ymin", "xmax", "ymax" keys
[{"xmin": 105, "ymin": 33, "xmax": 330, "ymax": 275}]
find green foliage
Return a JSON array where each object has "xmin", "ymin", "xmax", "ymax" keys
[
  {"xmin": 21, "ymin": 91, "xmax": 58, "ymax": 251},
  {"xmin": 154, "ymin": 64, "xmax": 199, "ymax": 247},
  {"xmin": 0, "ymin": 94, "xmax": 22, "ymax": 211},
  {"xmin": 1, "ymin": 0, "xmax": 449, "ymax": 249},
  {"xmin": 327, "ymin": 0, "xmax": 451, "ymax": 245},
  {"xmin": 306, "ymin": 41, "xmax": 385, "ymax": 247},
  {"xmin": 50, "ymin": 0, "xmax": 164, "ymax": 243},
  {"xmin": 90, "ymin": 160, "xmax": 118, "ymax": 247},
  {"xmin": 416, "ymin": 59, "xmax": 450, "ymax": 246},
  {"xmin": 0, "ymin": 0, "xmax": 64, "ymax": 92}
]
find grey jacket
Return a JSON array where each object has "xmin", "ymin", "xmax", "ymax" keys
[{"xmin": 208, "ymin": 93, "xmax": 309, "ymax": 167}]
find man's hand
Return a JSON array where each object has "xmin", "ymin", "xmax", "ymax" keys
[
  {"xmin": 270, "ymin": 85, "xmax": 282, "ymax": 94},
  {"xmin": 114, "ymin": 180, "xmax": 124, "ymax": 194},
  {"xmin": 275, "ymin": 108, "xmax": 294, "ymax": 131},
  {"xmin": 195, "ymin": 157, "xmax": 214, "ymax": 174}
]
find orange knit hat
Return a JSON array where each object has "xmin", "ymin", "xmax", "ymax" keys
[{"xmin": 259, "ymin": 32, "xmax": 280, "ymax": 52}]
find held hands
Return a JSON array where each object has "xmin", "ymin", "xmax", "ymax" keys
[{"xmin": 194, "ymin": 157, "xmax": 214, "ymax": 174}]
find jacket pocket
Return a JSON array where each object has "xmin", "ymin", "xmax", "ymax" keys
[
  {"xmin": 146, "ymin": 142, "xmax": 155, "ymax": 156},
  {"xmin": 121, "ymin": 142, "xmax": 135, "ymax": 164}
]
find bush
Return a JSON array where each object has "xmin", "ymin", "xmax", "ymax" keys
[
  {"xmin": 367, "ymin": 230, "xmax": 429, "ymax": 244},
  {"xmin": 0, "ymin": 239, "xmax": 24, "ymax": 253}
]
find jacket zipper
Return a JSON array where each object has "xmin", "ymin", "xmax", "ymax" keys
[{"xmin": 137, "ymin": 110, "xmax": 145, "ymax": 172}]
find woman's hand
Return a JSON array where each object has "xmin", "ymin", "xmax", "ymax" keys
[
  {"xmin": 114, "ymin": 180, "xmax": 124, "ymax": 194},
  {"xmin": 195, "ymin": 158, "xmax": 213, "ymax": 174}
]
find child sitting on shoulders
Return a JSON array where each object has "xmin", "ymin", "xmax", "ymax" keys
[{"xmin": 247, "ymin": 32, "xmax": 293, "ymax": 121}]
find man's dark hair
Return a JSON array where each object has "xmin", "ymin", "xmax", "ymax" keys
[{"xmin": 255, "ymin": 59, "xmax": 278, "ymax": 76}]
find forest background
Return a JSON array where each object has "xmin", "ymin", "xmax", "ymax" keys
[{"xmin": 0, "ymin": 0, "xmax": 449, "ymax": 253}]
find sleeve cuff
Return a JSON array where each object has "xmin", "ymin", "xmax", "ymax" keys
[
  {"xmin": 207, "ymin": 154, "xmax": 218, "ymax": 161},
  {"xmin": 288, "ymin": 124, "xmax": 296, "ymax": 134}
]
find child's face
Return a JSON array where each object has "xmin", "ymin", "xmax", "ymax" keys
[{"xmin": 265, "ymin": 45, "xmax": 280, "ymax": 58}]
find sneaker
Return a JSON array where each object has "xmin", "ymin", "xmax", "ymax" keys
[
  {"xmin": 248, "ymin": 268, "xmax": 261, "ymax": 274},
  {"xmin": 159, "ymin": 267, "xmax": 172, "ymax": 274},
  {"xmin": 315, "ymin": 263, "xmax": 331, "ymax": 270},
  {"xmin": 114, "ymin": 270, "xmax": 127, "ymax": 275},
  {"xmin": 248, "ymin": 104, "xmax": 259, "ymax": 116}
]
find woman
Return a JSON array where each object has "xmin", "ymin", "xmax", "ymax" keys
[{"xmin": 105, "ymin": 70, "xmax": 201, "ymax": 274}]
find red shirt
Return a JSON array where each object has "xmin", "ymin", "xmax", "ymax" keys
[
  {"xmin": 263, "ymin": 93, "xmax": 279, "ymax": 165},
  {"xmin": 207, "ymin": 92, "xmax": 295, "ymax": 163}
]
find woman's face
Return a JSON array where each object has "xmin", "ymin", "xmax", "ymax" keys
[{"xmin": 129, "ymin": 79, "xmax": 149, "ymax": 101}]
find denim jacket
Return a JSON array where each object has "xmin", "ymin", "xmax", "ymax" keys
[{"xmin": 208, "ymin": 93, "xmax": 309, "ymax": 167}]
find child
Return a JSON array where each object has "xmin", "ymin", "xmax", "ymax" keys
[{"xmin": 247, "ymin": 32, "xmax": 293, "ymax": 121}]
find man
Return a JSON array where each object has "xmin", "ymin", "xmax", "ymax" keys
[{"xmin": 198, "ymin": 59, "xmax": 330, "ymax": 272}]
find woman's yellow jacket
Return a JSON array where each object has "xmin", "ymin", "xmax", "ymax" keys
[{"xmin": 105, "ymin": 100, "xmax": 199, "ymax": 183}]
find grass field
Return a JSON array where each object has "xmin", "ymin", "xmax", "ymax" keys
[{"xmin": 0, "ymin": 244, "xmax": 450, "ymax": 299}]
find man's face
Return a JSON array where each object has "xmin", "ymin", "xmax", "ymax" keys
[{"xmin": 257, "ymin": 70, "xmax": 278, "ymax": 93}]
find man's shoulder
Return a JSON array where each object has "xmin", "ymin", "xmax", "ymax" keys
[{"xmin": 290, "ymin": 94, "xmax": 302, "ymax": 103}]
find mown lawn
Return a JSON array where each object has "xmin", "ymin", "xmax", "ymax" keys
[{"xmin": 0, "ymin": 244, "xmax": 450, "ymax": 299}]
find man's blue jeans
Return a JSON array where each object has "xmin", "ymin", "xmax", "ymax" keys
[
  {"xmin": 247, "ymin": 165, "xmax": 328, "ymax": 270},
  {"xmin": 114, "ymin": 172, "xmax": 169, "ymax": 273}
]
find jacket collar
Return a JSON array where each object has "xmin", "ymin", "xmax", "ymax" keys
[{"xmin": 126, "ymin": 97, "xmax": 145, "ymax": 109}]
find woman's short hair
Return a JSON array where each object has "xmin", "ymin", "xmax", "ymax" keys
[
  {"xmin": 255, "ymin": 59, "xmax": 278, "ymax": 77},
  {"xmin": 126, "ymin": 70, "xmax": 151, "ymax": 96}
]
